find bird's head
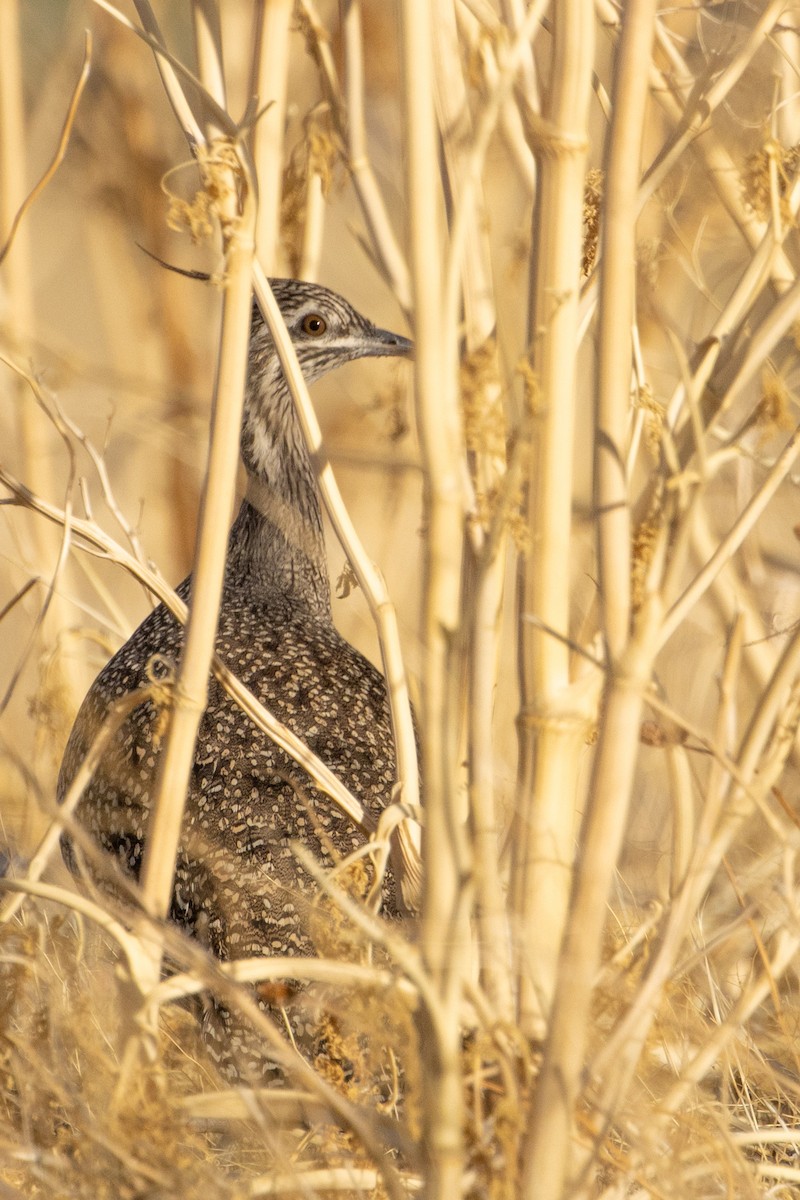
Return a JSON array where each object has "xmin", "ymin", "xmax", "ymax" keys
[
  {"xmin": 241, "ymin": 280, "xmax": 411, "ymax": 485},
  {"xmin": 249, "ymin": 279, "xmax": 412, "ymax": 388}
]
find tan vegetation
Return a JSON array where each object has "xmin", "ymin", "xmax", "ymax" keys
[{"xmin": 3, "ymin": 1, "xmax": 800, "ymax": 1197}]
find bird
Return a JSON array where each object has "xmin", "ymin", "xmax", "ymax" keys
[{"xmin": 58, "ymin": 279, "xmax": 413, "ymax": 1080}]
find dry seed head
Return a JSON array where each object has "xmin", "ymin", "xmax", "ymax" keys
[
  {"xmin": 755, "ymin": 365, "xmax": 794, "ymax": 444},
  {"xmin": 166, "ymin": 185, "xmax": 215, "ymax": 243},
  {"xmin": 307, "ymin": 858, "xmax": 372, "ymax": 962},
  {"xmin": 516, "ymin": 355, "xmax": 540, "ymax": 414},
  {"xmin": 280, "ymin": 108, "xmax": 341, "ymax": 275},
  {"xmin": 631, "ymin": 495, "xmax": 663, "ymax": 614},
  {"xmin": 743, "ymin": 139, "xmax": 800, "ymax": 226},
  {"xmin": 460, "ymin": 338, "xmax": 505, "ymax": 460},
  {"xmin": 163, "ymin": 141, "xmax": 246, "ymax": 247},
  {"xmin": 635, "ymin": 383, "xmax": 665, "ymax": 460},
  {"xmin": 582, "ymin": 167, "xmax": 603, "ymax": 278},
  {"xmin": 197, "ymin": 140, "xmax": 249, "ymax": 240}
]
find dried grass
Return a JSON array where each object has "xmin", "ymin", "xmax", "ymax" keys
[{"xmin": 4, "ymin": 2, "xmax": 800, "ymax": 1198}]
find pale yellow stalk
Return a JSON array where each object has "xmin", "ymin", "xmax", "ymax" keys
[
  {"xmin": 660, "ymin": 418, "xmax": 800, "ymax": 647},
  {"xmin": 153, "ymin": 955, "xmax": 417, "ymax": 1005},
  {"xmin": 399, "ymin": 1, "xmax": 469, "ymax": 1193},
  {"xmin": 250, "ymin": 0, "xmax": 293, "ymax": 272},
  {"xmin": 637, "ymin": 0, "xmax": 788, "ymax": 208},
  {"xmin": 339, "ymin": 0, "xmax": 412, "ymax": 310},
  {"xmin": 590, "ymin": 627, "xmax": 800, "ymax": 1123},
  {"xmin": 139, "ymin": 173, "xmax": 257, "ymax": 928},
  {"xmin": 511, "ymin": 0, "xmax": 595, "ymax": 1037},
  {"xmin": 520, "ymin": 4, "xmax": 658, "ymax": 1195},
  {"xmin": 433, "ymin": 0, "xmax": 513, "ymax": 1019},
  {"xmin": 299, "ymin": 168, "xmax": 325, "ymax": 280},
  {"xmin": 248, "ymin": 1168, "xmax": 389, "ymax": 1195},
  {"xmin": 0, "ymin": 0, "xmax": 36, "ymax": 419},
  {"xmin": 192, "ymin": 0, "xmax": 227, "ymax": 123}
]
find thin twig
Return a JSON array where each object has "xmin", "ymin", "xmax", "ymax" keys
[{"xmin": 0, "ymin": 32, "xmax": 91, "ymax": 267}]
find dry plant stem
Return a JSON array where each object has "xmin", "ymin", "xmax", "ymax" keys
[
  {"xmin": 153, "ymin": 955, "xmax": 417, "ymax": 1006},
  {"xmin": 645, "ymin": 16, "xmax": 795, "ymax": 293},
  {"xmin": 638, "ymin": 0, "xmax": 788, "ymax": 206},
  {"xmin": 252, "ymin": 262, "xmax": 422, "ymax": 904},
  {"xmin": 52, "ymin": 393, "xmax": 148, "ymax": 570},
  {"xmin": 192, "ymin": 0, "xmax": 226, "ymax": 128},
  {"xmin": 703, "ymin": 613, "xmax": 744, "ymax": 825},
  {"xmin": 591, "ymin": 629, "xmax": 800, "ymax": 1113},
  {"xmin": 595, "ymin": 1, "xmax": 657, "ymax": 656},
  {"xmin": 521, "ymin": 603, "xmax": 661, "ymax": 1200},
  {"xmin": 339, "ymin": 0, "xmax": 412, "ymax": 312},
  {"xmin": 123, "ymin": 0, "xmax": 225, "ymax": 141},
  {"xmin": 3, "ymin": 877, "xmax": 412, "ymax": 1200},
  {"xmin": 0, "ymin": 878, "xmax": 150, "ymax": 985},
  {"xmin": 701, "ymin": 271, "xmax": 800, "ymax": 430},
  {"xmin": 511, "ymin": 0, "xmax": 594, "ymax": 1038},
  {"xmin": 0, "ymin": 391, "xmax": 74, "ymax": 720},
  {"xmin": 442, "ymin": 0, "xmax": 548, "ymax": 350},
  {"xmin": 660, "ymin": 419, "xmax": 800, "ymax": 647},
  {"xmin": 250, "ymin": 0, "xmax": 293, "ymax": 271},
  {"xmin": 475, "ymin": 32, "xmax": 536, "ymax": 193},
  {"xmin": 660, "ymin": 930, "xmax": 800, "ymax": 1117},
  {"xmin": 248, "ymin": 1169, "xmax": 400, "ymax": 1197},
  {"xmin": 691, "ymin": 510, "xmax": 800, "ymax": 766},
  {"xmin": 665, "ymin": 224, "xmax": 776, "ymax": 433},
  {"xmin": 666, "ymin": 744, "xmax": 693, "ymax": 893},
  {"xmin": 596, "ymin": 0, "xmax": 796, "ymax": 299},
  {"xmin": 432, "ymin": 0, "xmax": 513, "ymax": 1020},
  {"xmin": 434, "ymin": 0, "xmax": 496, "ymax": 345},
  {"xmin": 0, "ymin": 1, "xmax": 35, "ymax": 366},
  {"xmin": 467, "ymin": 550, "xmax": 513, "ymax": 1018},
  {"xmin": 299, "ymin": 169, "xmax": 325, "ymax": 280},
  {"xmin": 399, "ymin": 1, "xmax": 467, "ymax": 1194},
  {"xmin": 500, "ymin": 0, "xmax": 539, "ymax": 103},
  {"xmin": 520, "ymin": 5, "xmax": 658, "ymax": 1196},
  {"xmin": 139, "ymin": 169, "xmax": 257, "ymax": 927},
  {"xmin": 303, "ymin": 0, "xmax": 411, "ymax": 307},
  {"xmin": 0, "ymin": 31, "xmax": 91, "ymax": 268},
  {"xmin": 133, "ymin": 5, "xmax": 255, "ymax": 936}
]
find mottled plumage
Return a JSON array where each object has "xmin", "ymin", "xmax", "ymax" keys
[{"xmin": 58, "ymin": 280, "xmax": 412, "ymax": 1078}]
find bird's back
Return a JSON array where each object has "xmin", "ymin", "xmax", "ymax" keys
[
  {"xmin": 59, "ymin": 561, "xmax": 396, "ymax": 915},
  {"xmin": 59, "ymin": 562, "xmax": 398, "ymax": 1076}
]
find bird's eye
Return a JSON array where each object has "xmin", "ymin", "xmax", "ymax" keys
[{"xmin": 301, "ymin": 313, "xmax": 327, "ymax": 336}]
